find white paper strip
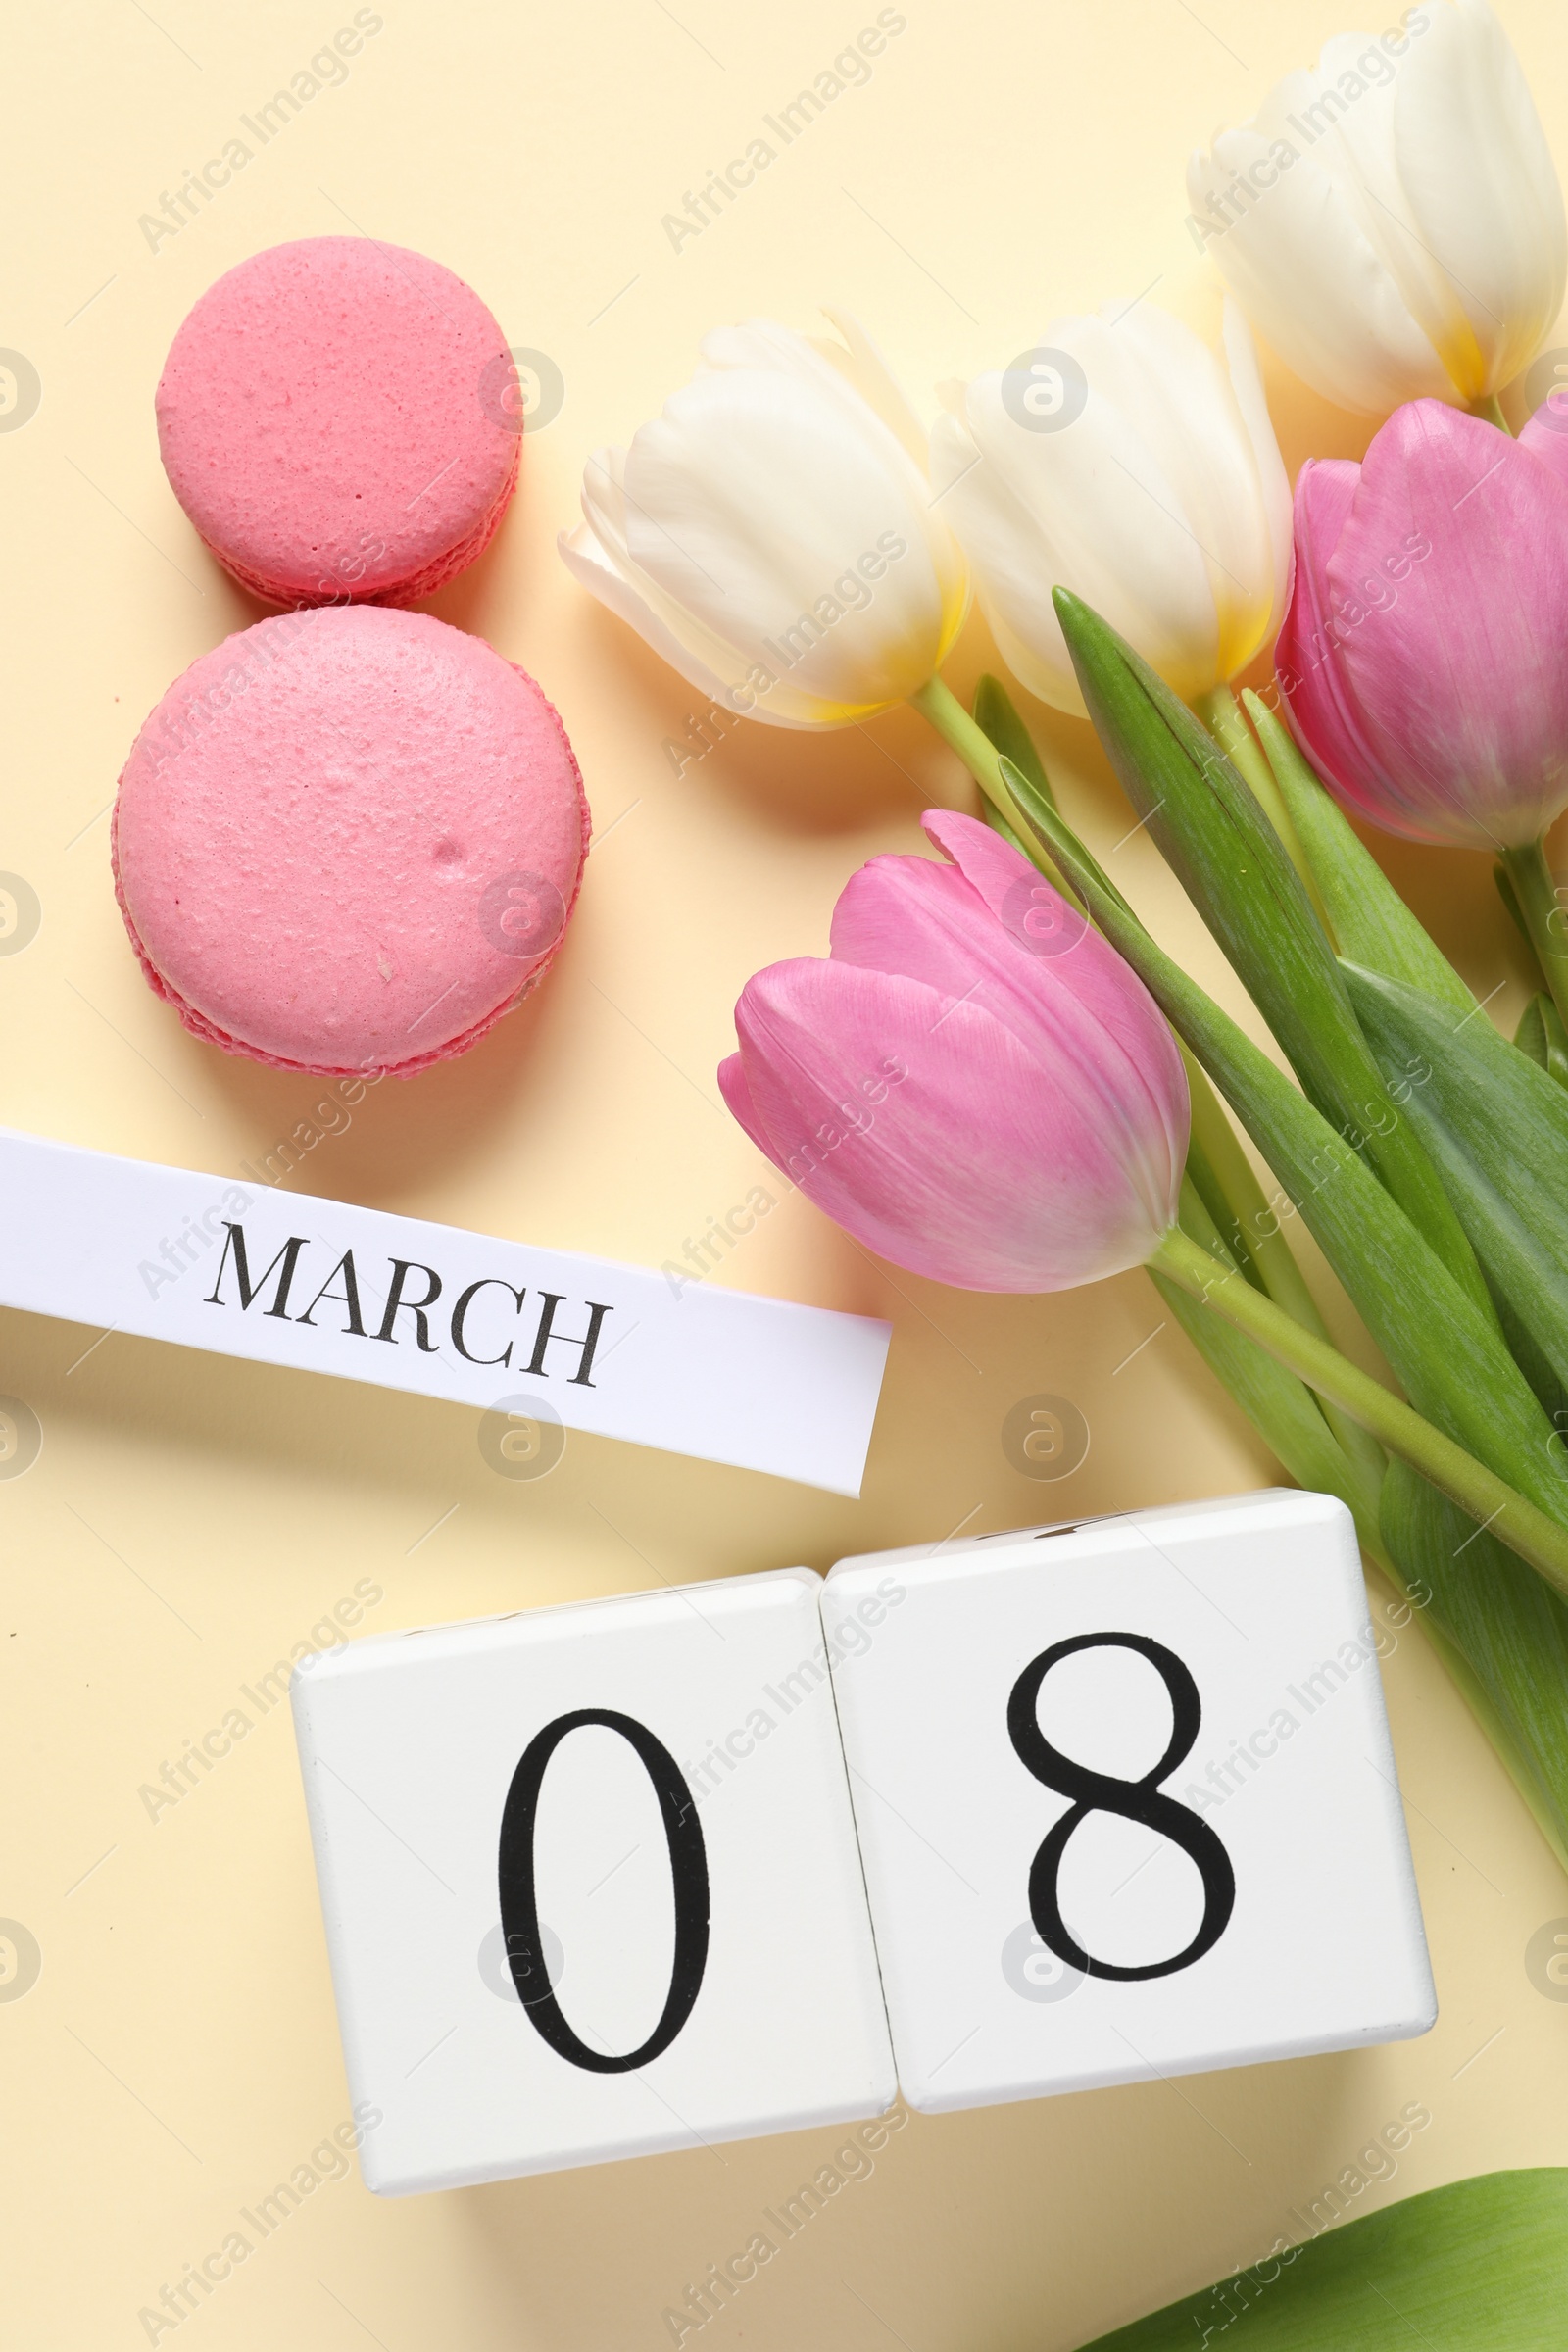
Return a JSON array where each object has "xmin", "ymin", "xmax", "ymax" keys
[{"xmin": 0, "ymin": 1128, "xmax": 891, "ymax": 1494}]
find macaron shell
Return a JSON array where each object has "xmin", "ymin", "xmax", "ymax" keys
[
  {"xmin": 156, "ymin": 238, "xmax": 520, "ymax": 608},
  {"xmin": 113, "ymin": 608, "xmax": 589, "ymax": 1077}
]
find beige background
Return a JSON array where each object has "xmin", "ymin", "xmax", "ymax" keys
[{"xmin": 5, "ymin": 1, "xmax": 1568, "ymax": 2345}]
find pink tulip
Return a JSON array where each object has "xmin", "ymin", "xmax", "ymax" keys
[
  {"xmin": 717, "ymin": 810, "xmax": 1189, "ymax": 1293},
  {"xmin": 1277, "ymin": 399, "xmax": 1568, "ymax": 851}
]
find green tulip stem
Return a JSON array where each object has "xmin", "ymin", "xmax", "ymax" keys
[
  {"xmin": 1467, "ymin": 391, "xmax": 1511, "ymax": 432},
  {"xmin": 909, "ymin": 675, "xmax": 1039, "ymax": 841},
  {"xmin": 1180, "ymin": 1044, "xmax": 1317, "ymax": 1322},
  {"xmin": 1500, "ymin": 837, "xmax": 1568, "ymax": 1033},
  {"xmin": 1193, "ymin": 682, "xmax": 1327, "ymax": 921},
  {"xmin": 1151, "ymin": 1223, "xmax": 1568, "ymax": 1599},
  {"xmin": 1178, "ymin": 1048, "xmax": 1387, "ymax": 1487}
]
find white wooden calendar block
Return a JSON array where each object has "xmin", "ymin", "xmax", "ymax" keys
[
  {"xmin": 822, "ymin": 1490, "xmax": 1436, "ymax": 2115},
  {"xmin": 291, "ymin": 1569, "xmax": 895, "ymax": 2192}
]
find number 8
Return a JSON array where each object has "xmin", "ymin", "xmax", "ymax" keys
[{"xmin": 1007, "ymin": 1633, "xmax": 1236, "ymax": 1982}]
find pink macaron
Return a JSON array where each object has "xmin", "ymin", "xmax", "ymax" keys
[
  {"xmin": 156, "ymin": 238, "xmax": 521, "ymax": 608},
  {"xmin": 113, "ymin": 608, "xmax": 588, "ymax": 1078}
]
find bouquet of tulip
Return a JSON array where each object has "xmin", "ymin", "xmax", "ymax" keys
[{"xmin": 562, "ymin": 0, "xmax": 1568, "ymax": 1885}]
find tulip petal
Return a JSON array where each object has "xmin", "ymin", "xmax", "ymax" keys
[
  {"xmin": 1395, "ymin": 0, "xmax": 1567, "ymax": 397},
  {"xmin": 924, "ymin": 808, "xmax": 1192, "ymax": 1190},
  {"xmin": 1324, "ymin": 402, "xmax": 1568, "ymax": 846},
  {"xmin": 823, "ymin": 811, "xmax": 1189, "ymax": 1268},
  {"xmin": 942, "ymin": 348, "xmax": 1219, "ymax": 710},
  {"xmin": 1278, "ymin": 457, "xmax": 1399, "ymax": 814},
  {"xmin": 1065, "ymin": 304, "xmax": 1284, "ymax": 682},
  {"xmin": 1188, "ymin": 130, "xmax": 1452, "ymax": 415},
  {"xmin": 1271, "ymin": 34, "xmax": 1478, "ymax": 380},
  {"xmin": 1220, "ymin": 299, "xmax": 1294, "ymax": 644},
  {"xmin": 829, "ymin": 807, "xmax": 1091, "ymax": 1022},
  {"xmin": 937, "ymin": 301, "xmax": 1289, "ymax": 713},
  {"xmin": 819, "ymin": 308, "xmax": 933, "ymax": 471},
  {"xmin": 1189, "ymin": 4, "xmax": 1564, "ymax": 412},
  {"xmin": 700, "ymin": 313, "xmax": 926, "ymax": 467},
  {"xmin": 561, "ymin": 318, "xmax": 969, "ymax": 728},
  {"xmin": 716, "ymin": 1050, "xmax": 775, "ymax": 1158},
  {"xmin": 929, "ymin": 408, "xmax": 1082, "ymax": 711},
  {"xmin": 622, "ymin": 365, "xmax": 964, "ymax": 720},
  {"xmin": 917, "ymin": 805, "xmax": 1043, "ymax": 916},
  {"xmin": 558, "ymin": 518, "xmax": 783, "ymax": 719},
  {"xmin": 566, "ymin": 448, "xmax": 822, "ymax": 725},
  {"xmin": 828, "ymin": 847, "xmax": 1102, "ymax": 1080},
  {"xmin": 729, "ymin": 956, "xmax": 1178, "ymax": 1293}
]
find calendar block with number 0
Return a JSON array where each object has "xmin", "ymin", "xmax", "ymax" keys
[
  {"xmin": 821, "ymin": 1489, "xmax": 1436, "ymax": 2114},
  {"xmin": 293, "ymin": 1490, "xmax": 1436, "ymax": 2189},
  {"xmin": 291, "ymin": 1568, "xmax": 896, "ymax": 2193}
]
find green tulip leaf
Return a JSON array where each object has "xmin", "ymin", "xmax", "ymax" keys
[
  {"xmin": 1009, "ymin": 780, "xmax": 1568, "ymax": 1562},
  {"xmin": 1075, "ymin": 2170, "xmax": 1568, "ymax": 2350},
  {"xmin": 1381, "ymin": 1460, "xmax": 1568, "ymax": 1873},
  {"xmin": 973, "ymin": 673, "xmax": 1056, "ymax": 808},
  {"xmin": 1053, "ymin": 588, "xmax": 1491, "ymax": 1319},
  {"xmin": 1155, "ymin": 1183, "xmax": 1383, "ymax": 1554},
  {"xmin": 1342, "ymin": 960, "xmax": 1568, "ymax": 1400},
  {"xmin": 1245, "ymin": 691, "xmax": 1476, "ymax": 1017},
  {"xmin": 1515, "ymin": 991, "xmax": 1568, "ymax": 1092},
  {"xmin": 1496, "ymin": 858, "xmax": 1534, "ymax": 959},
  {"xmin": 977, "ymin": 795, "xmax": 1031, "ymax": 858}
]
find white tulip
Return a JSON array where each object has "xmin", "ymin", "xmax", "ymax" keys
[
  {"xmin": 1186, "ymin": 0, "xmax": 1566, "ymax": 416},
  {"xmin": 559, "ymin": 314, "xmax": 968, "ymax": 729},
  {"xmin": 929, "ymin": 301, "xmax": 1291, "ymax": 717}
]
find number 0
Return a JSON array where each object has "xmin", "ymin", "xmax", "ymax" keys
[{"xmin": 497, "ymin": 1708, "xmax": 710, "ymax": 2073}]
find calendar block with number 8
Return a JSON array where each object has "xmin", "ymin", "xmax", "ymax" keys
[
  {"xmin": 292, "ymin": 1489, "xmax": 1435, "ymax": 2190},
  {"xmin": 821, "ymin": 1489, "xmax": 1436, "ymax": 2113}
]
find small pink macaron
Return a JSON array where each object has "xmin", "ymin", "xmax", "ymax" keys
[
  {"xmin": 156, "ymin": 237, "xmax": 522, "ymax": 608},
  {"xmin": 113, "ymin": 607, "xmax": 588, "ymax": 1078}
]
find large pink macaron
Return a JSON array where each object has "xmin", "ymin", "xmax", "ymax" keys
[
  {"xmin": 113, "ymin": 608, "xmax": 588, "ymax": 1078},
  {"xmin": 156, "ymin": 238, "xmax": 521, "ymax": 608}
]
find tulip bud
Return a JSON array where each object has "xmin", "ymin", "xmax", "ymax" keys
[
  {"xmin": 1187, "ymin": 0, "xmax": 1566, "ymax": 416},
  {"xmin": 930, "ymin": 302, "xmax": 1289, "ymax": 716},
  {"xmin": 718, "ymin": 811, "xmax": 1189, "ymax": 1292},
  {"xmin": 559, "ymin": 314, "xmax": 968, "ymax": 729},
  {"xmin": 1278, "ymin": 400, "xmax": 1568, "ymax": 850}
]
